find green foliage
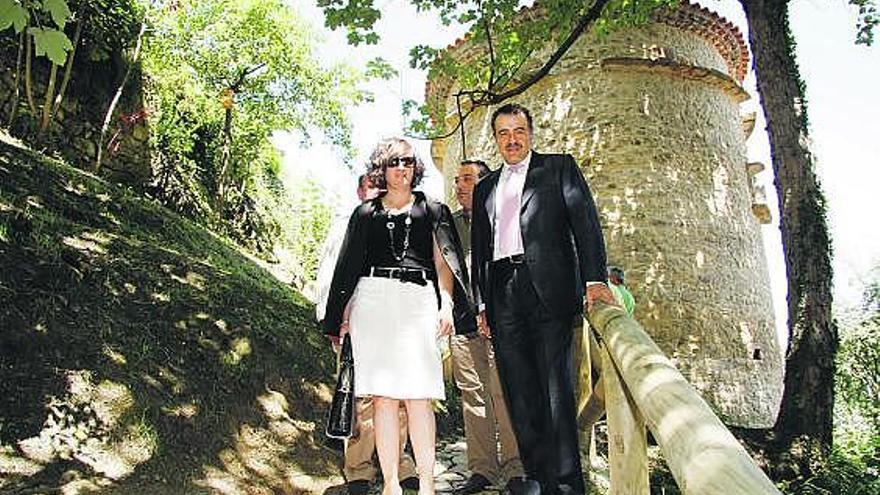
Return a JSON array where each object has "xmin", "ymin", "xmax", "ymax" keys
[
  {"xmin": 142, "ymin": 0, "xmax": 366, "ymax": 253},
  {"xmin": 28, "ymin": 25, "xmax": 72, "ymax": 64},
  {"xmin": 435, "ymin": 378, "xmax": 463, "ymax": 438},
  {"xmin": 77, "ymin": 0, "xmax": 144, "ymax": 63},
  {"xmin": 776, "ymin": 451, "xmax": 880, "ymax": 494},
  {"xmin": 270, "ymin": 173, "xmax": 334, "ymax": 282},
  {"xmin": 317, "ymin": 0, "xmax": 381, "ymax": 45},
  {"xmin": 317, "ymin": 0, "xmax": 674, "ymax": 137},
  {"xmin": 144, "ymin": 0, "xmax": 364, "ymax": 169},
  {"xmin": 835, "ymin": 278, "xmax": 880, "ymax": 465},
  {"xmin": 0, "ymin": 0, "xmax": 73, "ymax": 65},
  {"xmin": 365, "ymin": 56, "xmax": 398, "ymax": 80},
  {"xmin": 42, "ymin": 0, "xmax": 71, "ymax": 27},
  {"xmin": 851, "ymin": 0, "xmax": 878, "ymax": 45},
  {"xmin": 0, "ymin": 0, "xmax": 28, "ymax": 33}
]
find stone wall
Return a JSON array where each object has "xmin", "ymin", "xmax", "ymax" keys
[
  {"xmin": 429, "ymin": 12, "xmax": 783, "ymax": 427},
  {"xmin": 0, "ymin": 57, "xmax": 151, "ymax": 185}
]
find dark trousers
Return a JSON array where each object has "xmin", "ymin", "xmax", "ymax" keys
[{"xmin": 489, "ymin": 261, "xmax": 584, "ymax": 495}]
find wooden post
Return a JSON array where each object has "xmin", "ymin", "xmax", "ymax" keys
[
  {"xmin": 573, "ymin": 318, "xmax": 596, "ymax": 482},
  {"xmin": 589, "ymin": 304, "xmax": 782, "ymax": 495},
  {"xmin": 574, "ymin": 319, "xmax": 593, "ymax": 422},
  {"xmin": 604, "ymin": 345, "xmax": 649, "ymax": 495},
  {"xmin": 577, "ymin": 327, "xmax": 606, "ymax": 430}
]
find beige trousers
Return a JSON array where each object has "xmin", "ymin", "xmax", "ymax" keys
[{"xmin": 451, "ymin": 333, "xmax": 524, "ymax": 485}]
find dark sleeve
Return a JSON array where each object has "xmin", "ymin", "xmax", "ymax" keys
[
  {"xmin": 322, "ymin": 205, "xmax": 367, "ymax": 336},
  {"xmin": 436, "ymin": 202, "xmax": 477, "ymax": 334},
  {"xmin": 470, "ymin": 180, "xmax": 490, "ymax": 310},
  {"xmin": 560, "ymin": 155, "xmax": 607, "ymax": 285}
]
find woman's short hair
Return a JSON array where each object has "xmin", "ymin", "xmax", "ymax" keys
[{"xmin": 366, "ymin": 137, "xmax": 426, "ymax": 189}]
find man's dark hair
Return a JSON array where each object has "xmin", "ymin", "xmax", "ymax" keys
[
  {"xmin": 461, "ymin": 159, "xmax": 491, "ymax": 178},
  {"xmin": 491, "ymin": 103, "xmax": 533, "ymax": 134}
]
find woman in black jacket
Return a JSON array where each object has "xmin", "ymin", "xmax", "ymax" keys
[{"xmin": 324, "ymin": 137, "xmax": 475, "ymax": 495}]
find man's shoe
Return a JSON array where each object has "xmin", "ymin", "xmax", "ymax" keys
[
  {"xmin": 346, "ymin": 480, "xmax": 370, "ymax": 495},
  {"xmin": 400, "ymin": 476, "xmax": 420, "ymax": 490},
  {"xmin": 454, "ymin": 473, "xmax": 492, "ymax": 494},
  {"xmin": 504, "ymin": 477, "xmax": 541, "ymax": 495}
]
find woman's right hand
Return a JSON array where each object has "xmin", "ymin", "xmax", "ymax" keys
[{"xmin": 339, "ymin": 320, "xmax": 350, "ymax": 337}]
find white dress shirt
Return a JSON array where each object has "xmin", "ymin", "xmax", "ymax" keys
[{"xmin": 493, "ymin": 151, "xmax": 531, "ymax": 260}]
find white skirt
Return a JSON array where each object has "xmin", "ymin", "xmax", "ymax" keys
[{"xmin": 349, "ymin": 276, "xmax": 445, "ymax": 400}]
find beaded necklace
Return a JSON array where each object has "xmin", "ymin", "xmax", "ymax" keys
[{"xmin": 384, "ymin": 197, "xmax": 413, "ymax": 262}]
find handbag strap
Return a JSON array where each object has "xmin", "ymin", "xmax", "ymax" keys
[{"xmin": 340, "ymin": 334, "xmax": 354, "ymax": 364}]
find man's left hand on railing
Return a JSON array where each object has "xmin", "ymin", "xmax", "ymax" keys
[{"xmin": 584, "ymin": 282, "xmax": 619, "ymax": 313}]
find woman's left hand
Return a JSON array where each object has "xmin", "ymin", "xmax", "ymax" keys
[{"xmin": 437, "ymin": 300, "xmax": 454, "ymax": 337}]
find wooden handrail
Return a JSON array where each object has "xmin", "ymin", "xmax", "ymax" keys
[{"xmin": 586, "ymin": 303, "xmax": 781, "ymax": 494}]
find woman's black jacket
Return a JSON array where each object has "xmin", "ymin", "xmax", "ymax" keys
[{"xmin": 322, "ymin": 191, "xmax": 477, "ymax": 337}]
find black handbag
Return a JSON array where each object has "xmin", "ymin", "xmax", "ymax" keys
[{"xmin": 326, "ymin": 334, "xmax": 357, "ymax": 439}]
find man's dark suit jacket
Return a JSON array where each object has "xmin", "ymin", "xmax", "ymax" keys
[{"xmin": 471, "ymin": 151, "xmax": 607, "ymax": 325}]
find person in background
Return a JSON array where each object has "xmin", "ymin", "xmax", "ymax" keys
[
  {"xmin": 315, "ymin": 174, "xmax": 419, "ymax": 495},
  {"xmin": 470, "ymin": 103, "xmax": 616, "ymax": 495},
  {"xmin": 607, "ymin": 266, "xmax": 635, "ymax": 316},
  {"xmin": 450, "ymin": 159, "xmax": 524, "ymax": 494},
  {"xmin": 323, "ymin": 137, "xmax": 475, "ymax": 495}
]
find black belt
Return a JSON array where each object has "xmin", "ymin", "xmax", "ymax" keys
[
  {"xmin": 491, "ymin": 254, "xmax": 526, "ymax": 267},
  {"xmin": 366, "ymin": 267, "xmax": 434, "ymax": 286}
]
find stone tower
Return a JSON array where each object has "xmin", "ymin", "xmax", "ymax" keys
[{"xmin": 427, "ymin": 1, "xmax": 783, "ymax": 427}]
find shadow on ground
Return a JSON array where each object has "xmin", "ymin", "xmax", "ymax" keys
[{"xmin": 0, "ymin": 137, "xmax": 345, "ymax": 493}]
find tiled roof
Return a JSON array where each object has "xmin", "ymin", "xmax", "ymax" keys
[{"xmin": 654, "ymin": 0, "xmax": 749, "ymax": 82}]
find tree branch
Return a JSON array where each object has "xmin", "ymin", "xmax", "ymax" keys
[
  {"xmin": 410, "ymin": 0, "xmax": 611, "ymax": 142},
  {"xmin": 52, "ymin": 5, "xmax": 87, "ymax": 117},
  {"xmin": 24, "ymin": 19, "xmax": 37, "ymax": 116},
  {"xmin": 95, "ymin": 19, "xmax": 148, "ymax": 172},
  {"xmin": 404, "ymin": 101, "xmax": 478, "ymax": 141},
  {"xmin": 479, "ymin": 0, "xmax": 497, "ymax": 88},
  {"xmin": 229, "ymin": 63, "xmax": 268, "ymax": 91},
  {"xmin": 487, "ymin": 0, "xmax": 611, "ymax": 104},
  {"xmin": 489, "ymin": 44, "xmax": 537, "ymax": 99},
  {"xmin": 456, "ymin": 92, "xmax": 467, "ymax": 157}
]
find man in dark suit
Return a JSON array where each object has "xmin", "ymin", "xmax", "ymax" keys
[{"xmin": 471, "ymin": 103, "xmax": 616, "ymax": 495}]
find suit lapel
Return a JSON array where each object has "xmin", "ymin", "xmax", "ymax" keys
[
  {"xmin": 520, "ymin": 151, "xmax": 541, "ymax": 213},
  {"xmin": 484, "ymin": 169, "xmax": 501, "ymax": 226}
]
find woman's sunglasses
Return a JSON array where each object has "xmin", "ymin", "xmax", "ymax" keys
[{"xmin": 388, "ymin": 156, "xmax": 416, "ymax": 168}]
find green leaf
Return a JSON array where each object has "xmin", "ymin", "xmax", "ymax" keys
[
  {"xmin": 0, "ymin": 0, "xmax": 28, "ymax": 33},
  {"xmin": 28, "ymin": 26, "xmax": 73, "ymax": 65},
  {"xmin": 365, "ymin": 57, "xmax": 397, "ymax": 80},
  {"xmin": 42, "ymin": 0, "xmax": 71, "ymax": 28}
]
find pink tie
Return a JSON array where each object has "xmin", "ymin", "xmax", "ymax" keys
[{"xmin": 497, "ymin": 163, "xmax": 525, "ymax": 257}]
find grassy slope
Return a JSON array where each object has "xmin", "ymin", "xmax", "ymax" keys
[{"xmin": 0, "ymin": 135, "xmax": 343, "ymax": 494}]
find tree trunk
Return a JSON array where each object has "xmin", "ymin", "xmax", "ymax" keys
[
  {"xmin": 24, "ymin": 28, "xmax": 37, "ymax": 116},
  {"xmin": 96, "ymin": 20, "xmax": 148, "ymax": 173},
  {"xmin": 39, "ymin": 64, "xmax": 58, "ymax": 133},
  {"xmin": 217, "ymin": 104, "xmax": 234, "ymax": 209},
  {"xmin": 7, "ymin": 29, "xmax": 25, "ymax": 126},
  {"xmin": 741, "ymin": 0, "xmax": 837, "ymax": 479},
  {"xmin": 52, "ymin": 12, "xmax": 86, "ymax": 118}
]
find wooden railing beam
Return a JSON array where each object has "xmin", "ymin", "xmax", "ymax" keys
[{"xmin": 588, "ymin": 303, "xmax": 781, "ymax": 495}]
